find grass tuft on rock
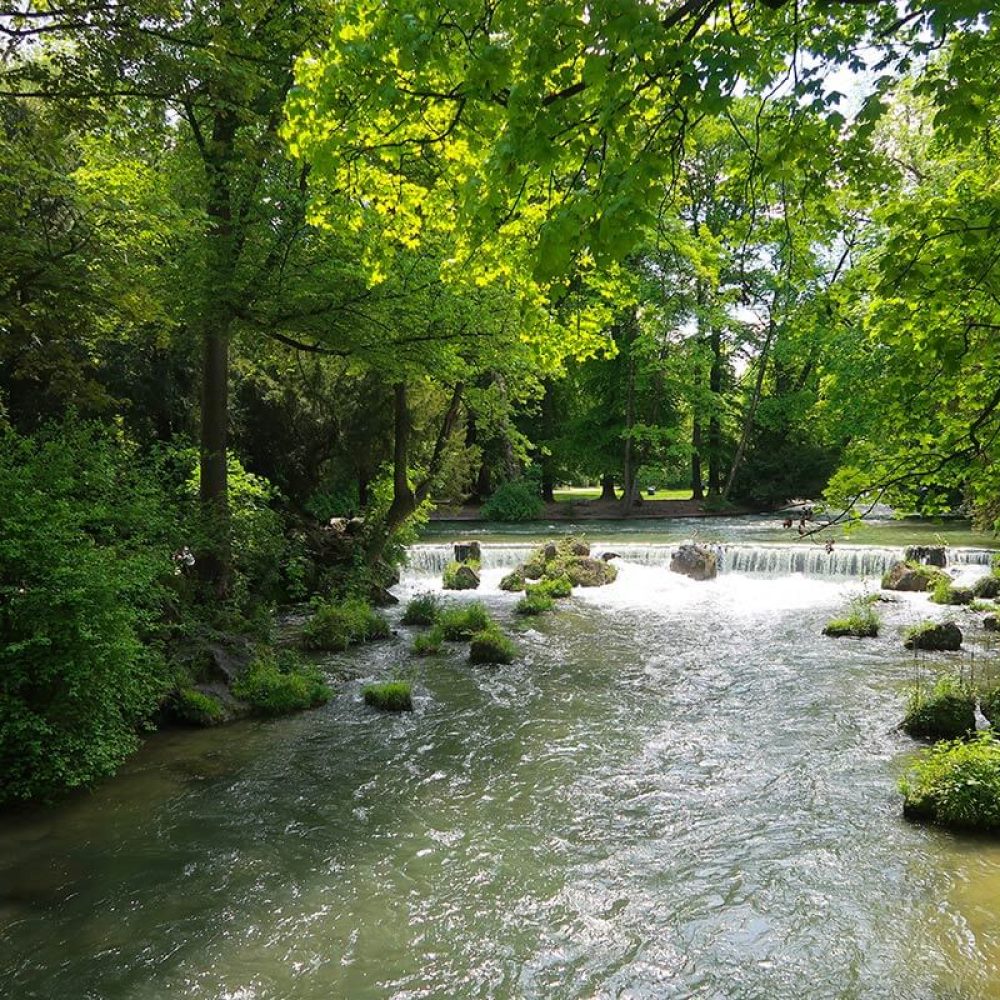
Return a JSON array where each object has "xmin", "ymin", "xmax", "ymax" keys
[
  {"xmin": 233, "ymin": 650, "xmax": 331, "ymax": 716},
  {"xmin": 439, "ymin": 602, "xmax": 493, "ymax": 641},
  {"xmin": 412, "ymin": 624, "xmax": 445, "ymax": 656},
  {"xmin": 302, "ymin": 598, "xmax": 389, "ymax": 651},
  {"xmin": 469, "ymin": 627, "xmax": 516, "ymax": 665},
  {"xmin": 174, "ymin": 687, "xmax": 226, "ymax": 726},
  {"xmin": 530, "ymin": 575, "xmax": 573, "ymax": 598},
  {"xmin": 903, "ymin": 620, "xmax": 963, "ymax": 651},
  {"xmin": 515, "ymin": 591, "xmax": 555, "ymax": 616},
  {"xmin": 443, "ymin": 560, "xmax": 480, "ymax": 590},
  {"xmin": 401, "ymin": 592, "xmax": 441, "ymax": 626},
  {"xmin": 901, "ymin": 676, "xmax": 975, "ymax": 741},
  {"xmin": 931, "ymin": 578, "xmax": 974, "ymax": 606},
  {"xmin": 362, "ymin": 680, "xmax": 413, "ymax": 712},
  {"xmin": 901, "ymin": 732, "xmax": 1000, "ymax": 830},
  {"xmin": 823, "ymin": 596, "xmax": 880, "ymax": 638}
]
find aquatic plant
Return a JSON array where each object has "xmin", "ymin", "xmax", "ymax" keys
[
  {"xmin": 468, "ymin": 627, "xmax": 517, "ymax": 665},
  {"xmin": 439, "ymin": 602, "xmax": 493, "ymax": 640},
  {"xmin": 233, "ymin": 650, "xmax": 330, "ymax": 716},
  {"xmin": 412, "ymin": 625, "xmax": 445, "ymax": 655},
  {"xmin": 301, "ymin": 598, "xmax": 390, "ymax": 651},
  {"xmin": 901, "ymin": 676, "xmax": 975, "ymax": 741},
  {"xmin": 931, "ymin": 578, "xmax": 974, "ymax": 606},
  {"xmin": 443, "ymin": 560, "xmax": 480, "ymax": 590},
  {"xmin": 823, "ymin": 596, "xmax": 880, "ymax": 638},
  {"xmin": 515, "ymin": 591, "xmax": 555, "ymax": 616},
  {"xmin": 901, "ymin": 732, "xmax": 1000, "ymax": 831},
  {"xmin": 402, "ymin": 592, "xmax": 441, "ymax": 626},
  {"xmin": 529, "ymin": 575, "xmax": 573, "ymax": 598},
  {"xmin": 363, "ymin": 681, "xmax": 413, "ymax": 712}
]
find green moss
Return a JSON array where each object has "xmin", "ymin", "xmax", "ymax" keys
[
  {"xmin": 443, "ymin": 560, "xmax": 480, "ymax": 590},
  {"xmin": 174, "ymin": 687, "xmax": 225, "ymax": 726},
  {"xmin": 233, "ymin": 650, "xmax": 331, "ymax": 716},
  {"xmin": 515, "ymin": 591, "xmax": 555, "ymax": 616},
  {"xmin": 439, "ymin": 602, "xmax": 493, "ymax": 640},
  {"xmin": 362, "ymin": 681, "xmax": 413, "ymax": 712},
  {"xmin": 301, "ymin": 598, "xmax": 390, "ymax": 651},
  {"xmin": 412, "ymin": 624, "xmax": 445, "ymax": 656},
  {"xmin": 499, "ymin": 570, "xmax": 526, "ymax": 592},
  {"xmin": 822, "ymin": 596, "xmax": 880, "ymax": 638},
  {"xmin": 902, "ymin": 676, "xmax": 975, "ymax": 741},
  {"xmin": 931, "ymin": 578, "xmax": 974, "ymax": 605},
  {"xmin": 522, "ymin": 556, "xmax": 546, "ymax": 580},
  {"xmin": 901, "ymin": 732, "xmax": 1000, "ymax": 830},
  {"xmin": 401, "ymin": 592, "xmax": 441, "ymax": 625},
  {"xmin": 469, "ymin": 627, "xmax": 517, "ymax": 665}
]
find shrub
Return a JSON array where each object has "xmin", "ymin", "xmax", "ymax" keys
[
  {"xmin": 232, "ymin": 650, "xmax": 330, "ymax": 716},
  {"xmin": 973, "ymin": 575, "xmax": 1000, "ymax": 599},
  {"xmin": 439, "ymin": 602, "xmax": 493, "ymax": 640},
  {"xmin": 902, "ymin": 676, "xmax": 975, "ymax": 741},
  {"xmin": 822, "ymin": 596, "xmax": 880, "ymax": 638},
  {"xmin": 530, "ymin": 575, "xmax": 573, "ymax": 598},
  {"xmin": 901, "ymin": 732, "xmax": 1000, "ymax": 830},
  {"xmin": 413, "ymin": 625, "xmax": 445, "ymax": 656},
  {"xmin": 516, "ymin": 591, "xmax": 555, "ymax": 616},
  {"xmin": 931, "ymin": 578, "xmax": 974, "ymax": 606},
  {"xmin": 480, "ymin": 480, "xmax": 544, "ymax": 522},
  {"xmin": 302, "ymin": 598, "xmax": 389, "ymax": 651},
  {"xmin": 443, "ymin": 560, "xmax": 480, "ymax": 590},
  {"xmin": 174, "ymin": 688, "xmax": 225, "ymax": 726},
  {"xmin": 469, "ymin": 627, "xmax": 517, "ymax": 664},
  {"xmin": 0, "ymin": 423, "xmax": 177, "ymax": 804},
  {"xmin": 363, "ymin": 681, "xmax": 413, "ymax": 712},
  {"xmin": 402, "ymin": 592, "xmax": 441, "ymax": 626}
]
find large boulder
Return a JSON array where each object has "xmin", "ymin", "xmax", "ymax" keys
[
  {"xmin": 905, "ymin": 545, "xmax": 947, "ymax": 568},
  {"xmin": 670, "ymin": 544, "xmax": 718, "ymax": 581},
  {"xmin": 973, "ymin": 575, "xmax": 1000, "ymax": 599},
  {"xmin": 985, "ymin": 615, "xmax": 999, "ymax": 632},
  {"xmin": 563, "ymin": 556, "xmax": 617, "ymax": 587},
  {"xmin": 903, "ymin": 620, "xmax": 963, "ymax": 652},
  {"xmin": 443, "ymin": 562, "xmax": 480, "ymax": 590},
  {"xmin": 882, "ymin": 561, "xmax": 935, "ymax": 592}
]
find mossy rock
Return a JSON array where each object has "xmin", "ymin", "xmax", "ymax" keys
[
  {"xmin": 903, "ymin": 620, "xmax": 963, "ymax": 651},
  {"xmin": 931, "ymin": 578, "xmax": 974, "ymax": 606},
  {"xmin": 902, "ymin": 686, "xmax": 975, "ymax": 741},
  {"xmin": 522, "ymin": 557, "xmax": 546, "ymax": 580},
  {"xmin": 443, "ymin": 561, "xmax": 480, "ymax": 591},
  {"xmin": 985, "ymin": 615, "xmax": 999, "ymax": 632},
  {"xmin": 363, "ymin": 681, "xmax": 413, "ymax": 712},
  {"xmin": 173, "ymin": 687, "xmax": 226, "ymax": 726},
  {"xmin": 823, "ymin": 618, "xmax": 878, "ymax": 638},
  {"xmin": 469, "ymin": 627, "xmax": 516, "ymax": 664},
  {"xmin": 499, "ymin": 570, "xmax": 526, "ymax": 592},
  {"xmin": 563, "ymin": 556, "xmax": 617, "ymax": 587},
  {"xmin": 973, "ymin": 575, "xmax": 1000, "ymax": 600},
  {"xmin": 302, "ymin": 599, "xmax": 390, "ymax": 651},
  {"xmin": 439, "ymin": 602, "xmax": 493, "ymax": 641},
  {"xmin": 882, "ymin": 561, "xmax": 947, "ymax": 592}
]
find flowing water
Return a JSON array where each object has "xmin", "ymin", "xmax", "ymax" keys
[{"xmin": 4, "ymin": 521, "xmax": 1000, "ymax": 999}]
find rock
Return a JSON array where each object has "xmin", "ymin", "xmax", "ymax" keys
[
  {"xmin": 903, "ymin": 620, "xmax": 963, "ymax": 652},
  {"xmin": 669, "ymin": 544, "xmax": 718, "ymax": 581},
  {"xmin": 523, "ymin": 557, "xmax": 546, "ymax": 580},
  {"xmin": 454, "ymin": 541, "xmax": 482, "ymax": 563},
  {"xmin": 543, "ymin": 542, "xmax": 559, "ymax": 561},
  {"xmin": 905, "ymin": 545, "xmax": 947, "ymax": 567},
  {"xmin": 328, "ymin": 517, "xmax": 349, "ymax": 533},
  {"xmin": 499, "ymin": 570, "xmax": 526, "ymax": 592},
  {"xmin": 882, "ymin": 561, "xmax": 934, "ymax": 592},
  {"xmin": 985, "ymin": 615, "xmax": 999, "ymax": 632},
  {"xmin": 568, "ymin": 540, "xmax": 590, "ymax": 557},
  {"xmin": 563, "ymin": 556, "xmax": 617, "ymax": 587},
  {"xmin": 346, "ymin": 517, "xmax": 365, "ymax": 536},
  {"xmin": 370, "ymin": 586, "xmax": 399, "ymax": 607},
  {"xmin": 973, "ymin": 575, "xmax": 1000, "ymax": 599},
  {"xmin": 444, "ymin": 564, "xmax": 480, "ymax": 591},
  {"xmin": 600, "ymin": 552, "xmax": 620, "ymax": 562}
]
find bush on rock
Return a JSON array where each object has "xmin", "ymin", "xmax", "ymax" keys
[
  {"xmin": 902, "ymin": 677, "xmax": 975, "ymax": 741},
  {"xmin": 469, "ymin": 627, "xmax": 516, "ymax": 664},
  {"xmin": 363, "ymin": 681, "xmax": 413, "ymax": 712},
  {"xmin": 302, "ymin": 598, "xmax": 390, "ymax": 651}
]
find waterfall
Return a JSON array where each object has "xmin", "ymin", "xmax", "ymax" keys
[{"xmin": 405, "ymin": 540, "xmax": 996, "ymax": 581}]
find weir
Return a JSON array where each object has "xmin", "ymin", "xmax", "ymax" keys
[{"xmin": 405, "ymin": 541, "xmax": 996, "ymax": 579}]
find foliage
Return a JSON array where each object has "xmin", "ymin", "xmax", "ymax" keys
[
  {"xmin": 401, "ymin": 592, "xmax": 442, "ymax": 626},
  {"xmin": 232, "ymin": 650, "xmax": 331, "ymax": 716},
  {"xmin": 529, "ymin": 576, "xmax": 573, "ymax": 599},
  {"xmin": 480, "ymin": 480, "xmax": 544, "ymax": 522},
  {"xmin": 174, "ymin": 688, "xmax": 225, "ymax": 726},
  {"xmin": 363, "ymin": 680, "xmax": 413, "ymax": 712},
  {"xmin": 973, "ymin": 575, "xmax": 1000, "ymax": 600},
  {"xmin": 0, "ymin": 423, "xmax": 176, "ymax": 804},
  {"xmin": 412, "ymin": 625, "xmax": 445, "ymax": 656},
  {"xmin": 901, "ymin": 732, "xmax": 1000, "ymax": 831},
  {"xmin": 931, "ymin": 579, "xmax": 974, "ymax": 606},
  {"xmin": 438, "ymin": 602, "xmax": 493, "ymax": 641},
  {"xmin": 443, "ymin": 560, "xmax": 481, "ymax": 590},
  {"xmin": 515, "ymin": 591, "xmax": 555, "ymax": 616},
  {"xmin": 468, "ymin": 627, "xmax": 517, "ymax": 665},
  {"xmin": 499, "ymin": 570, "xmax": 526, "ymax": 592},
  {"xmin": 823, "ymin": 597, "xmax": 880, "ymax": 638},
  {"xmin": 301, "ymin": 599, "xmax": 390, "ymax": 651},
  {"xmin": 901, "ymin": 676, "xmax": 975, "ymax": 741}
]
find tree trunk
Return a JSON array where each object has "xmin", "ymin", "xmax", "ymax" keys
[
  {"xmin": 708, "ymin": 323, "xmax": 723, "ymax": 496},
  {"xmin": 600, "ymin": 474, "xmax": 617, "ymax": 501},
  {"xmin": 540, "ymin": 379, "xmax": 556, "ymax": 504},
  {"xmin": 358, "ymin": 474, "xmax": 369, "ymax": 510},
  {"xmin": 691, "ymin": 420, "xmax": 704, "ymax": 500}
]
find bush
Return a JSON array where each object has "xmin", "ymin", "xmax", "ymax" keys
[
  {"xmin": 901, "ymin": 732, "xmax": 1000, "ymax": 830},
  {"xmin": 363, "ymin": 681, "xmax": 413, "ymax": 712},
  {"xmin": 901, "ymin": 676, "xmax": 975, "ymax": 741},
  {"xmin": 232, "ymin": 650, "xmax": 330, "ymax": 716},
  {"xmin": 481, "ymin": 480, "xmax": 544, "ymax": 522},
  {"xmin": 443, "ymin": 560, "xmax": 480, "ymax": 590},
  {"xmin": 174, "ymin": 688, "xmax": 225, "ymax": 726},
  {"xmin": 516, "ymin": 591, "xmax": 555, "ymax": 616},
  {"xmin": 0, "ymin": 423, "xmax": 177, "ymax": 804},
  {"xmin": 469, "ymin": 627, "xmax": 517, "ymax": 664},
  {"xmin": 931, "ymin": 578, "xmax": 974, "ymax": 606},
  {"xmin": 402, "ymin": 592, "xmax": 441, "ymax": 626},
  {"xmin": 822, "ymin": 596, "xmax": 880, "ymax": 638},
  {"xmin": 301, "ymin": 598, "xmax": 389, "ymax": 651},
  {"xmin": 412, "ymin": 625, "xmax": 445, "ymax": 656},
  {"xmin": 439, "ymin": 602, "xmax": 493, "ymax": 640},
  {"xmin": 530, "ymin": 575, "xmax": 573, "ymax": 598}
]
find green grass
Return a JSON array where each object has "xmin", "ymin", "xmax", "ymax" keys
[
  {"xmin": 412, "ymin": 625, "xmax": 445, "ymax": 655},
  {"xmin": 401, "ymin": 592, "xmax": 441, "ymax": 626},
  {"xmin": 174, "ymin": 687, "xmax": 225, "ymax": 726},
  {"xmin": 552, "ymin": 486, "xmax": 693, "ymax": 502},
  {"xmin": 515, "ymin": 591, "xmax": 555, "ymax": 615},
  {"xmin": 301, "ymin": 598, "xmax": 390, "ymax": 651},
  {"xmin": 468, "ymin": 627, "xmax": 517, "ymax": 664},
  {"xmin": 439, "ymin": 602, "xmax": 494, "ymax": 640},
  {"xmin": 362, "ymin": 680, "xmax": 413, "ymax": 712},
  {"xmin": 822, "ymin": 596, "xmax": 880, "ymax": 638},
  {"xmin": 233, "ymin": 650, "xmax": 331, "ymax": 716},
  {"xmin": 901, "ymin": 675, "xmax": 975, "ymax": 741}
]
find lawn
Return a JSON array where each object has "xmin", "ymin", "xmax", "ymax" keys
[{"xmin": 552, "ymin": 487, "xmax": 693, "ymax": 502}]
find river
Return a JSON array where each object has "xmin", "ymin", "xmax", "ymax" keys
[{"xmin": 3, "ymin": 518, "xmax": 1000, "ymax": 999}]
